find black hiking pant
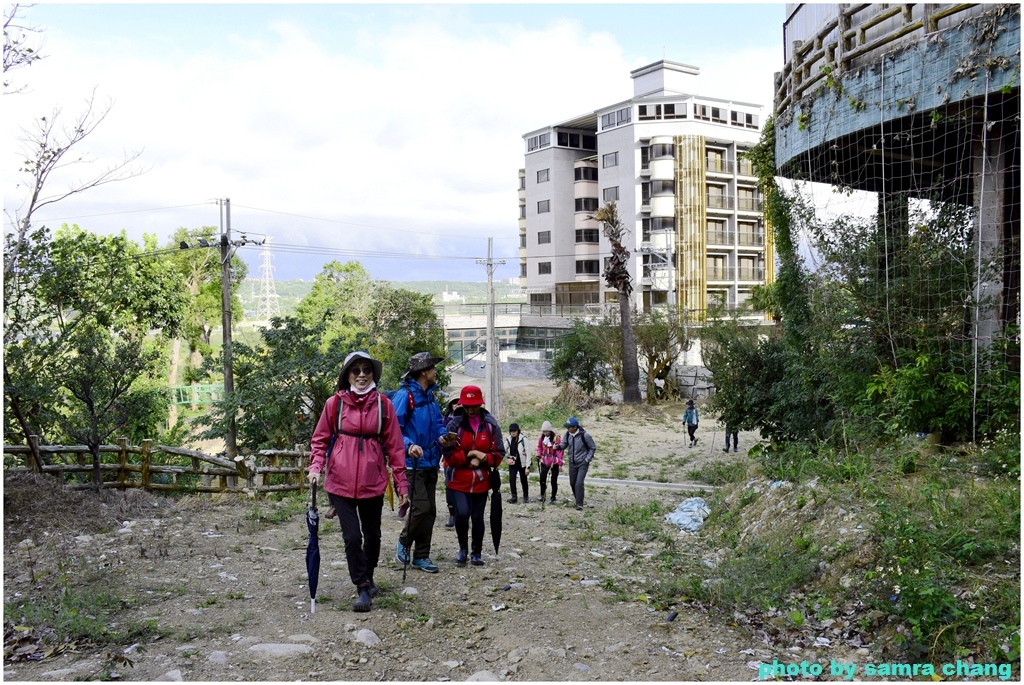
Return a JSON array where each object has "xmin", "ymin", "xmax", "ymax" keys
[
  {"xmin": 328, "ymin": 492, "xmax": 384, "ymax": 588},
  {"xmin": 539, "ymin": 463, "xmax": 559, "ymax": 501},
  {"xmin": 450, "ymin": 490, "xmax": 488, "ymax": 556},
  {"xmin": 568, "ymin": 460, "xmax": 590, "ymax": 507},
  {"xmin": 508, "ymin": 463, "xmax": 529, "ymax": 500}
]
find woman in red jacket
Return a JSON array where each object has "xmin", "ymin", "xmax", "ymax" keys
[
  {"xmin": 442, "ymin": 385, "xmax": 504, "ymax": 567},
  {"xmin": 308, "ymin": 351, "xmax": 409, "ymax": 612}
]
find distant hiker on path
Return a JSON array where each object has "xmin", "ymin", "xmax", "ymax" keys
[
  {"xmin": 722, "ymin": 414, "xmax": 739, "ymax": 453},
  {"xmin": 536, "ymin": 421, "xmax": 562, "ymax": 504},
  {"xmin": 556, "ymin": 417, "xmax": 596, "ymax": 511},
  {"xmin": 505, "ymin": 423, "xmax": 532, "ymax": 503},
  {"xmin": 684, "ymin": 400, "xmax": 700, "ymax": 448},
  {"xmin": 308, "ymin": 351, "xmax": 409, "ymax": 613}
]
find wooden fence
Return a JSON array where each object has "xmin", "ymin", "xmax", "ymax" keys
[{"xmin": 3, "ymin": 436, "xmax": 309, "ymax": 495}]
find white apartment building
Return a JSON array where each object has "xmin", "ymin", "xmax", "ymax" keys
[{"xmin": 519, "ymin": 60, "xmax": 774, "ymax": 319}]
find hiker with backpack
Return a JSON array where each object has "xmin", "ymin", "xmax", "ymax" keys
[
  {"xmin": 556, "ymin": 417, "xmax": 596, "ymax": 511},
  {"xmin": 536, "ymin": 421, "xmax": 562, "ymax": 504},
  {"xmin": 308, "ymin": 351, "xmax": 409, "ymax": 613},
  {"xmin": 394, "ymin": 352, "xmax": 452, "ymax": 574},
  {"xmin": 442, "ymin": 385, "xmax": 505, "ymax": 566},
  {"xmin": 683, "ymin": 399, "xmax": 700, "ymax": 448},
  {"xmin": 504, "ymin": 423, "xmax": 532, "ymax": 503}
]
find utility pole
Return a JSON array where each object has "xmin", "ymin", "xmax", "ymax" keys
[
  {"xmin": 476, "ymin": 238, "xmax": 505, "ymax": 419},
  {"xmin": 218, "ymin": 198, "xmax": 239, "ymax": 469}
]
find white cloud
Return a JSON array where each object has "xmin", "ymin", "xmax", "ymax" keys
[{"xmin": 5, "ymin": 6, "xmax": 781, "ymax": 279}]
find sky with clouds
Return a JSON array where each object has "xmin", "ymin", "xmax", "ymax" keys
[{"xmin": 5, "ymin": 3, "xmax": 787, "ymax": 281}]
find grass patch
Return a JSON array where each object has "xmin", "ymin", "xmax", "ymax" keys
[
  {"xmin": 686, "ymin": 460, "xmax": 747, "ymax": 485},
  {"xmin": 4, "ymin": 582, "xmax": 165, "ymax": 648}
]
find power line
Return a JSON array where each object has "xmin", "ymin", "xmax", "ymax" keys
[
  {"xmin": 232, "ymin": 203, "xmax": 520, "ymax": 240},
  {"xmin": 4, "ymin": 202, "xmax": 211, "ymax": 225}
]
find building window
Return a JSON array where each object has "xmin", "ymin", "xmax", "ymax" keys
[
  {"xmin": 537, "ymin": 231, "xmax": 551, "ymax": 244},
  {"xmin": 538, "ymin": 262, "xmax": 552, "ymax": 275},
  {"xmin": 575, "ymin": 197, "xmax": 599, "ymax": 212},
  {"xmin": 574, "ymin": 166, "xmax": 598, "ymax": 182},
  {"xmin": 519, "ymin": 204, "xmax": 526, "ymax": 219},
  {"xmin": 527, "ymin": 132, "xmax": 550, "ymax": 151},
  {"xmin": 641, "ymin": 182, "xmax": 651, "ymax": 203},
  {"xmin": 664, "ymin": 102, "xmax": 686, "ymax": 120},
  {"xmin": 599, "ymin": 106, "xmax": 631, "ymax": 131},
  {"xmin": 651, "ymin": 143, "xmax": 674, "ymax": 159},
  {"xmin": 575, "ymin": 229, "xmax": 599, "ymax": 244},
  {"xmin": 518, "ymin": 175, "xmax": 526, "ymax": 190},
  {"xmin": 602, "ymin": 151, "xmax": 618, "ymax": 168},
  {"xmin": 537, "ymin": 200, "xmax": 550, "ymax": 214},
  {"xmin": 651, "ymin": 179, "xmax": 673, "ymax": 196},
  {"xmin": 650, "ymin": 216, "xmax": 674, "ymax": 232},
  {"xmin": 640, "ymin": 145, "xmax": 650, "ymax": 170},
  {"xmin": 520, "ymin": 234, "xmax": 527, "ymax": 248},
  {"xmin": 576, "ymin": 260, "xmax": 600, "ymax": 275},
  {"xmin": 642, "ymin": 218, "xmax": 651, "ymax": 241},
  {"xmin": 731, "ymin": 111, "xmax": 759, "ymax": 129},
  {"xmin": 603, "ymin": 186, "xmax": 619, "ymax": 203},
  {"xmin": 520, "ymin": 263, "xmax": 527, "ymax": 277},
  {"xmin": 537, "ymin": 169, "xmax": 549, "ymax": 183},
  {"xmin": 638, "ymin": 104, "xmax": 661, "ymax": 121}
]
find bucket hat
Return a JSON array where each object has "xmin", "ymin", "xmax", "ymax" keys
[
  {"xmin": 401, "ymin": 351, "xmax": 446, "ymax": 379},
  {"xmin": 338, "ymin": 351, "xmax": 382, "ymax": 389}
]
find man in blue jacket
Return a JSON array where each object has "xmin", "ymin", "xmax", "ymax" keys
[{"xmin": 394, "ymin": 352, "xmax": 450, "ymax": 573}]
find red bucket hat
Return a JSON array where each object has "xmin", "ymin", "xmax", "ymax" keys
[{"xmin": 459, "ymin": 385, "xmax": 485, "ymax": 407}]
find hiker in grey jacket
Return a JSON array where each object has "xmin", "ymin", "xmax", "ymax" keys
[{"xmin": 555, "ymin": 417, "xmax": 596, "ymax": 510}]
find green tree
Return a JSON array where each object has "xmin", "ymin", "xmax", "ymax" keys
[
  {"xmin": 295, "ymin": 260, "xmax": 373, "ymax": 341},
  {"xmin": 548, "ymin": 319, "xmax": 612, "ymax": 395},
  {"xmin": 591, "ymin": 202, "xmax": 642, "ymax": 403},
  {"xmin": 634, "ymin": 307, "xmax": 690, "ymax": 401},
  {"xmin": 366, "ymin": 283, "xmax": 448, "ymax": 391},
  {"xmin": 3, "ymin": 224, "xmax": 187, "ymax": 472},
  {"xmin": 61, "ymin": 324, "xmax": 169, "ymax": 490}
]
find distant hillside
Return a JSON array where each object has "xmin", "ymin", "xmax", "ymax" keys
[{"xmin": 240, "ymin": 279, "xmax": 523, "ymax": 319}]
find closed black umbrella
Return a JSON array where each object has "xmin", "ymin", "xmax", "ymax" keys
[
  {"xmin": 306, "ymin": 481, "xmax": 321, "ymax": 614},
  {"xmin": 489, "ymin": 467, "xmax": 502, "ymax": 553}
]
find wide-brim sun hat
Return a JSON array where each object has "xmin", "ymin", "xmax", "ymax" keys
[
  {"xmin": 459, "ymin": 385, "xmax": 485, "ymax": 406},
  {"xmin": 401, "ymin": 351, "xmax": 447, "ymax": 379},
  {"xmin": 339, "ymin": 351, "xmax": 383, "ymax": 389}
]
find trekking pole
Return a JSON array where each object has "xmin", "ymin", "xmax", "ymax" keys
[{"xmin": 402, "ymin": 454, "xmax": 419, "ymax": 583}]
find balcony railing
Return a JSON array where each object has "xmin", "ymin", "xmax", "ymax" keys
[
  {"xmin": 706, "ymin": 159, "xmax": 734, "ymax": 174},
  {"xmin": 738, "ymin": 232, "xmax": 765, "ymax": 247},
  {"xmin": 737, "ymin": 196, "xmax": 763, "ymax": 212},
  {"xmin": 706, "ymin": 230, "xmax": 734, "ymax": 245},
  {"xmin": 706, "ymin": 194, "xmax": 733, "ymax": 210},
  {"xmin": 706, "ymin": 266, "xmax": 767, "ymax": 281}
]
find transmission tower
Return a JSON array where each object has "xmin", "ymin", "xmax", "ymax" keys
[{"xmin": 255, "ymin": 240, "xmax": 281, "ymax": 319}]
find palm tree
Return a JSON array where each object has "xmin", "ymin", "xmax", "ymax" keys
[{"xmin": 590, "ymin": 202, "xmax": 642, "ymax": 403}]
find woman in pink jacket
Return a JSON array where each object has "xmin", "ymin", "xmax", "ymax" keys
[
  {"xmin": 308, "ymin": 351, "xmax": 408, "ymax": 612},
  {"xmin": 536, "ymin": 421, "xmax": 563, "ymax": 504}
]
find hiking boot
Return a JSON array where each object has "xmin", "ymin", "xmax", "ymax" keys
[
  {"xmin": 445, "ymin": 515, "xmax": 455, "ymax": 528},
  {"xmin": 549, "ymin": 497, "xmax": 556, "ymax": 503},
  {"xmin": 353, "ymin": 586, "xmax": 372, "ymax": 613},
  {"xmin": 470, "ymin": 554, "xmax": 484, "ymax": 566},
  {"xmin": 733, "ymin": 447, "xmax": 739, "ymax": 452},
  {"xmin": 723, "ymin": 447, "xmax": 730, "ymax": 452},
  {"xmin": 368, "ymin": 575, "xmax": 379, "ymax": 598},
  {"xmin": 455, "ymin": 549, "xmax": 468, "ymax": 566},
  {"xmin": 523, "ymin": 496, "xmax": 530, "ymax": 503},
  {"xmin": 508, "ymin": 496, "xmax": 518, "ymax": 504},
  {"xmin": 395, "ymin": 540, "xmax": 410, "ymax": 565},
  {"xmin": 575, "ymin": 505, "xmax": 584, "ymax": 511},
  {"xmin": 412, "ymin": 557, "xmax": 439, "ymax": 573}
]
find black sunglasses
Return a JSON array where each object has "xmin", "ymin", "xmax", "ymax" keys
[{"xmin": 349, "ymin": 364, "xmax": 374, "ymax": 376}]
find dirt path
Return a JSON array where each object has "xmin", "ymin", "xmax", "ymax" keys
[{"xmin": 5, "ymin": 380, "xmax": 775, "ymax": 681}]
